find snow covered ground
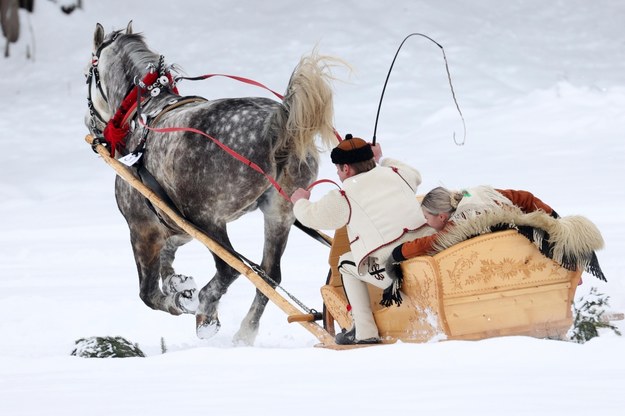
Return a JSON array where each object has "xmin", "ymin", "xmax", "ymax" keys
[{"xmin": 1, "ymin": 1, "xmax": 624, "ymax": 414}]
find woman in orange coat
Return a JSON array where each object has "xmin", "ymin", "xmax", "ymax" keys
[
  {"xmin": 392, "ymin": 186, "xmax": 556, "ymax": 260},
  {"xmin": 390, "ymin": 185, "xmax": 606, "ymax": 282}
]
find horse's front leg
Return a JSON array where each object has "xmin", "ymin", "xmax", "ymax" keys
[
  {"xmin": 127, "ymin": 225, "xmax": 180, "ymax": 314},
  {"xmin": 195, "ymin": 225, "xmax": 241, "ymax": 339},
  {"xmin": 195, "ymin": 252, "xmax": 240, "ymax": 339},
  {"xmin": 160, "ymin": 234, "xmax": 199, "ymax": 314},
  {"xmin": 117, "ymin": 179, "xmax": 195, "ymax": 315}
]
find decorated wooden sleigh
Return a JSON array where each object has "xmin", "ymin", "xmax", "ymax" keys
[
  {"xmin": 87, "ymin": 134, "xmax": 587, "ymax": 348},
  {"xmin": 321, "ymin": 227, "xmax": 582, "ymax": 343}
]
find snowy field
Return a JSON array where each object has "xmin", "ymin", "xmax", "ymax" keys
[{"xmin": 1, "ymin": 1, "xmax": 624, "ymax": 415}]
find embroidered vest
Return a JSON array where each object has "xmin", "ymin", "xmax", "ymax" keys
[{"xmin": 342, "ymin": 166, "xmax": 426, "ymax": 272}]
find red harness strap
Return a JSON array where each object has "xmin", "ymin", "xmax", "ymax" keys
[
  {"xmin": 139, "ymin": 122, "xmax": 345, "ymax": 203},
  {"xmin": 305, "ymin": 178, "xmax": 341, "ymax": 191},
  {"xmin": 115, "ymin": 72, "xmax": 344, "ymax": 201},
  {"xmin": 139, "ymin": 123, "xmax": 292, "ymax": 202},
  {"xmin": 179, "ymin": 73, "xmax": 285, "ymax": 100},
  {"xmin": 178, "ymin": 73, "xmax": 343, "ymax": 143}
]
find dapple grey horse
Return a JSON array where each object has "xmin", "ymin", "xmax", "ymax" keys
[{"xmin": 85, "ymin": 22, "xmax": 340, "ymax": 344}]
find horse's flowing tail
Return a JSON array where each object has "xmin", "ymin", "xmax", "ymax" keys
[{"xmin": 278, "ymin": 51, "xmax": 346, "ymax": 162}]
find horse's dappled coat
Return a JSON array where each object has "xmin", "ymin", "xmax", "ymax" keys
[{"xmin": 86, "ymin": 22, "xmax": 342, "ymax": 344}]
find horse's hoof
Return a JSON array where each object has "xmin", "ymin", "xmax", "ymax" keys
[
  {"xmin": 163, "ymin": 274, "xmax": 197, "ymax": 295},
  {"xmin": 232, "ymin": 327, "xmax": 258, "ymax": 346},
  {"xmin": 196, "ymin": 314, "xmax": 220, "ymax": 339},
  {"xmin": 175, "ymin": 289, "xmax": 199, "ymax": 314}
]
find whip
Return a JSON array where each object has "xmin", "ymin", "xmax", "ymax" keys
[{"xmin": 372, "ymin": 33, "xmax": 466, "ymax": 146}]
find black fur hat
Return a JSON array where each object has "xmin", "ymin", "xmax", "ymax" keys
[{"xmin": 330, "ymin": 134, "xmax": 374, "ymax": 164}]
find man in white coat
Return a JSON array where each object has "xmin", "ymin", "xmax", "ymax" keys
[{"xmin": 290, "ymin": 134, "xmax": 426, "ymax": 345}]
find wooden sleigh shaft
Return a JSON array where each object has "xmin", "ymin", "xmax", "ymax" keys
[{"xmin": 85, "ymin": 134, "xmax": 336, "ymax": 346}]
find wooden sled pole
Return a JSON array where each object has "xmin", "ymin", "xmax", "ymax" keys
[
  {"xmin": 287, "ymin": 312, "xmax": 322, "ymax": 323},
  {"xmin": 85, "ymin": 134, "xmax": 336, "ymax": 346}
]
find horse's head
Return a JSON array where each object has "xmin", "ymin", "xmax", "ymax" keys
[{"xmin": 84, "ymin": 21, "xmax": 158, "ymax": 137}]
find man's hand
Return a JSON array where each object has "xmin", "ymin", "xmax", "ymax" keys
[
  {"xmin": 290, "ymin": 188, "xmax": 311, "ymax": 204},
  {"xmin": 371, "ymin": 142, "xmax": 383, "ymax": 163}
]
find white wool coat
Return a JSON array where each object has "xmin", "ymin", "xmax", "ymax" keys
[{"xmin": 294, "ymin": 158, "xmax": 426, "ymax": 273}]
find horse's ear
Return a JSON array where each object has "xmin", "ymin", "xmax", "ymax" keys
[
  {"xmin": 94, "ymin": 23, "xmax": 105, "ymax": 50},
  {"xmin": 126, "ymin": 20, "xmax": 133, "ymax": 35}
]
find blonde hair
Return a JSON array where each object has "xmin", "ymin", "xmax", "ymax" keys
[{"xmin": 421, "ymin": 186, "xmax": 464, "ymax": 215}]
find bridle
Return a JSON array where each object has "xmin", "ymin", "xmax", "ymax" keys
[
  {"xmin": 85, "ymin": 32, "xmax": 180, "ymax": 156},
  {"xmin": 85, "ymin": 31, "xmax": 121, "ymax": 137}
]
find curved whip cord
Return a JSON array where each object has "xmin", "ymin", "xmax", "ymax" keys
[{"xmin": 372, "ymin": 32, "xmax": 466, "ymax": 146}]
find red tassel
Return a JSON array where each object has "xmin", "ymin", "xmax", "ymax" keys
[{"xmin": 103, "ymin": 123, "xmax": 129, "ymax": 157}]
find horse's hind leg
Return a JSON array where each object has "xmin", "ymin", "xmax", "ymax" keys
[{"xmin": 233, "ymin": 206, "xmax": 293, "ymax": 345}]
